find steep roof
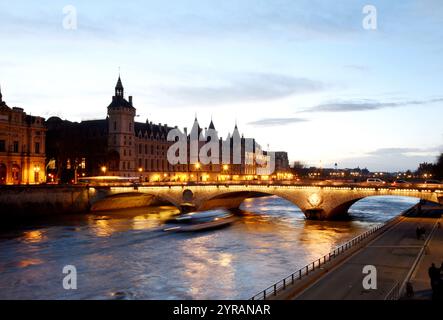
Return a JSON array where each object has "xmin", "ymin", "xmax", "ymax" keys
[{"xmin": 135, "ymin": 121, "xmax": 174, "ymax": 138}]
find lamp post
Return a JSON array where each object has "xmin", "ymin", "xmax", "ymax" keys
[
  {"xmin": 195, "ymin": 162, "xmax": 201, "ymax": 182},
  {"xmin": 223, "ymin": 164, "xmax": 229, "ymax": 181},
  {"xmin": 101, "ymin": 166, "xmax": 107, "ymax": 176},
  {"xmin": 138, "ymin": 167, "xmax": 143, "ymax": 183}
]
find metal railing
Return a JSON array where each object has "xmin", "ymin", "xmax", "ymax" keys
[
  {"xmin": 384, "ymin": 217, "xmax": 442, "ymax": 300},
  {"xmin": 385, "ymin": 282, "xmax": 400, "ymax": 300},
  {"xmin": 250, "ymin": 217, "xmax": 400, "ymax": 300}
]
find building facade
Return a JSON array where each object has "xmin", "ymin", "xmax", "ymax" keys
[
  {"xmin": 46, "ymin": 76, "xmax": 288, "ymax": 182},
  {"xmin": 0, "ymin": 87, "xmax": 46, "ymax": 184}
]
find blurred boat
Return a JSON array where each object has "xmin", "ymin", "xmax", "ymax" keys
[{"xmin": 163, "ymin": 209, "xmax": 236, "ymax": 232}]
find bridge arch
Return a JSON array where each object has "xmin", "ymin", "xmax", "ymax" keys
[
  {"xmin": 195, "ymin": 189, "xmax": 307, "ymax": 213},
  {"xmin": 90, "ymin": 191, "xmax": 182, "ymax": 212},
  {"xmin": 325, "ymin": 194, "xmax": 441, "ymax": 220}
]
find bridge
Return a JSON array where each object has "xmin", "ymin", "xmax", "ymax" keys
[{"xmin": 88, "ymin": 181, "xmax": 443, "ymax": 220}]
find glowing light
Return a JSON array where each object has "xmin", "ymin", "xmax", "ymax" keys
[{"xmin": 308, "ymin": 193, "xmax": 322, "ymax": 207}]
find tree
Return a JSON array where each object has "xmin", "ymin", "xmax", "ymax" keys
[
  {"xmin": 434, "ymin": 153, "xmax": 443, "ymax": 180},
  {"xmin": 416, "ymin": 162, "xmax": 435, "ymax": 178}
]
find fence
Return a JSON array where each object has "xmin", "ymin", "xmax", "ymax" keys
[{"xmin": 250, "ymin": 217, "xmax": 400, "ymax": 300}]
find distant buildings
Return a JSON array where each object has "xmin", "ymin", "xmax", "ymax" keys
[{"xmin": 0, "ymin": 87, "xmax": 46, "ymax": 184}]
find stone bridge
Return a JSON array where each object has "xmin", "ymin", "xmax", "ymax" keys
[{"xmin": 89, "ymin": 183, "xmax": 443, "ymax": 220}]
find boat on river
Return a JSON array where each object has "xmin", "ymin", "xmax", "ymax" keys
[{"xmin": 163, "ymin": 209, "xmax": 236, "ymax": 232}]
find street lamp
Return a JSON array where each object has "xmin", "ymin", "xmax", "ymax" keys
[
  {"xmin": 194, "ymin": 162, "xmax": 201, "ymax": 182},
  {"xmin": 101, "ymin": 166, "xmax": 107, "ymax": 175},
  {"xmin": 223, "ymin": 164, "xmax": 229, "ymax": 181},
  {"xmin": 138, "ymin": 167, "xmax": 143, "ymax": 183}
]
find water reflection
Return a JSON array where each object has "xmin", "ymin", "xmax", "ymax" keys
[
  {"xmin": 0, "ymin": 195, "xmax": 417, "ymax": 299},
  {"xmin": 21, "ymin": 230, "xmax": 45, "ymax": 243}
]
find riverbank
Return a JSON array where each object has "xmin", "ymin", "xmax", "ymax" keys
[{"xmin": 259, "ymin": 202, "xmax": 442, "ymax": 300}]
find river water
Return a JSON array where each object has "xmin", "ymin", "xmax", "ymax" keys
[{"xmin": 0, "ymin": 196, "xmax": 418, "ymax": 300}]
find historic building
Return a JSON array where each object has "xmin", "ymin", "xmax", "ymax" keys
[
  {"xmin": 46, "ymin": 76, "xmax": 286, "ymax": 182},
  {"xmin": 0, "ymin": 87, "xmax": 46, "ymax": 184}
]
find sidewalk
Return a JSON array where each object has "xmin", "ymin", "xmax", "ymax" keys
[
  {"xmin": 293, "ymin": 217, "xmax": 438, "ymax": 300},
  {"xmin": 405, "ymin": 221, "xmax": 443, "ymax": 299}
]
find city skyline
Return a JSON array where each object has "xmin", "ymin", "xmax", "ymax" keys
[{"xmin": 1, "ymin": 0, "xmax": 443, "ymax": 171}]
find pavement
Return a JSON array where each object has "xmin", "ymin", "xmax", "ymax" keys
[
  {"xmin": 293, "ymin": 216, "xmax": 439, "ymax": 300},
  {"xmin": 404, "ymin": 219, "xmax": 443, "ymax": 300}
]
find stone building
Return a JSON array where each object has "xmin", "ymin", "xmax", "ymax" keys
[
  {"xmin": 46, "ymin": 76, "xmax": 284, "ymax": 182},
  {"xmin": 0, "ymin": 87, "xmax": 46, "ymax": 184}
]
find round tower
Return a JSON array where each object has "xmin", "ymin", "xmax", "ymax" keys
[{"xmin": 107, "ymin": 75, "xmax": 136, "ymax": 176}]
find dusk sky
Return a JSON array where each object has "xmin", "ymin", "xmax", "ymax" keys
[{"xmin": 1, "ymin": 0, "xmax": 442, "ymax": 171}]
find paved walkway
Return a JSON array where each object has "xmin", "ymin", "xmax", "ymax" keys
[
  {"xmin": 294, "ymin": 217, "xmax": 439, "ymax": 300},
  {"xmin": 405, "ymin": 220, "xmax": 443, "ymax": 299}
]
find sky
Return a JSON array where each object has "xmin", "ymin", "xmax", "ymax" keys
[{"xmin": 1, "ymin": 0, "xmax": 442, "ymax": 171}]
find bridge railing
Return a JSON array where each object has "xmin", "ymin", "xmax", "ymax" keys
[
  {"xmin": 384, "ymin": 281, "xmax": 401, "ymax": 300},
  {"xmin": 250, "ymin": 218, "xmax": 398, "ymax": 300},
  {"xmin": 78, "ymin": 179, "xmax": 443, "ymax": 192}
]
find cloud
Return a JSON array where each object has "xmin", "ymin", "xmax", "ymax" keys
[
  {"xmin": 304, "ymin": 98, "xmax": 443, "ymax": 113},
  {"xmin": 248, "ymin": 117, "xmax": 307, "ymax": 127},
  {"xmin": 366, "ymin": 147, "xmax": 441, "ymax": 157},
  {"xmin": 335, "ymin": 145, "xmax": 442, "ymax": 171},
  {"xmin": 343, "ymin": 65, "xmax": 369, "ymax": 72},
  {"xmin": 156, "ymin": 73, "xmax": 326, "ymax": 106}
]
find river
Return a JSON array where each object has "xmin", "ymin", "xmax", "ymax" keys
[{"xmin": 0, "ymin": 196, "xmax": 418, "ymax": 299}]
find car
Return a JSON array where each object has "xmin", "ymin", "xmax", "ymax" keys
[
  {"xmin": 391, "ymin": 180, "xmax": 412, "ymax": 188},
  {"xmin": 365, "ymin": 178, "xmax": 386, "ymax": 186}
]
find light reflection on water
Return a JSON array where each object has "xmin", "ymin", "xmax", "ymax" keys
[{"xmin": 0, "ymin": 195, "xmax": 418, "ymax": 299}]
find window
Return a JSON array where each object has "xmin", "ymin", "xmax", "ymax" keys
[
  {"xmin": 114, "ymin": 121, "xmax": 117, "ymax": 131},
  {"xmin": 0, "ymin": 140, "xmax": 5, "ymax": 152},
  {"xmin": 13, "ymin": 141, "xmax": 19, "ymax": 153},
  {"xmin": 129, "ymin": 122, "xmax": 132, "ymax": 131},
  {"xmin": 145, "ymin": 144, "xmax": 148, "ymax": 155},
  {"xmin": 138, "ymin": 144, "xmax": 142, "ymax": 154},
  {"xmin": 35, "ymin": 142, "xmax": 40, "ymax": 154}
]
